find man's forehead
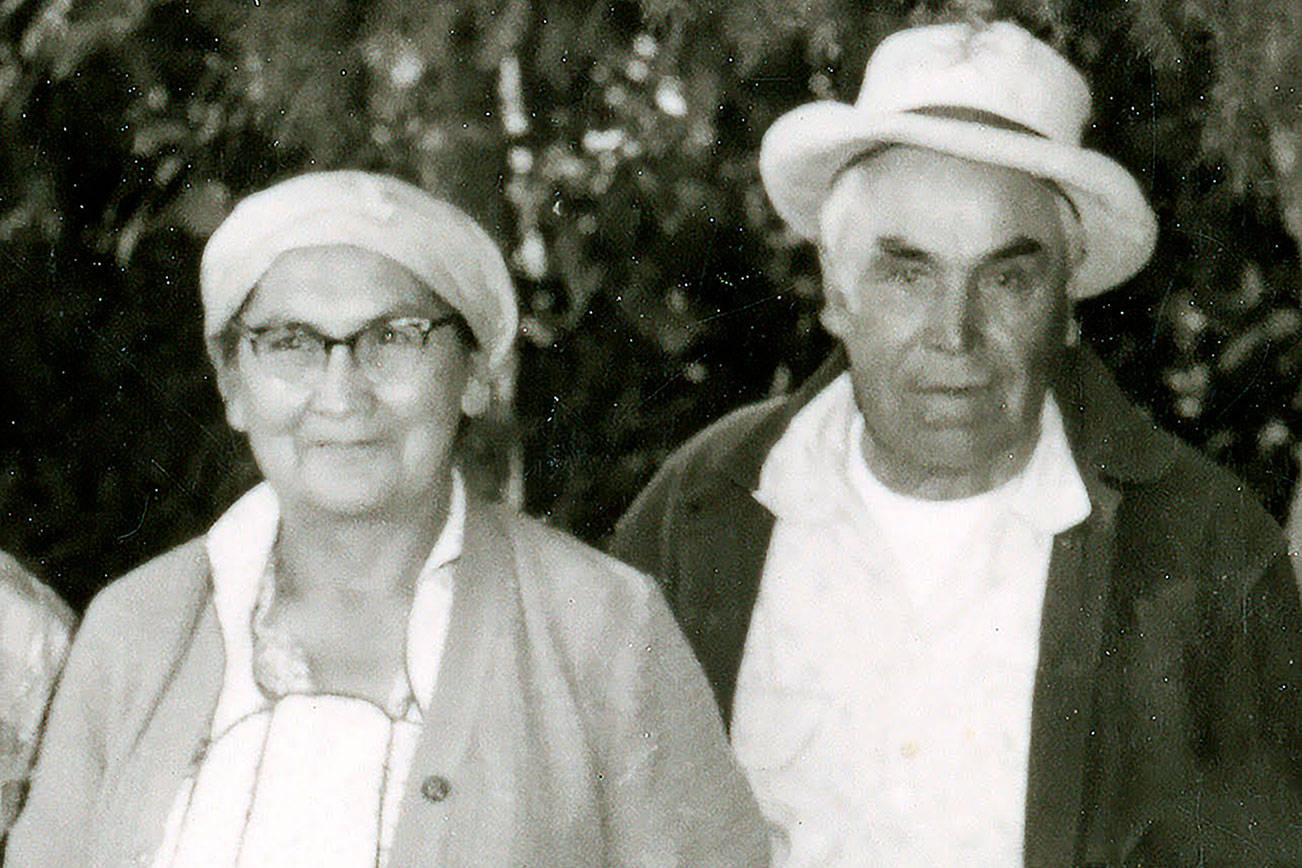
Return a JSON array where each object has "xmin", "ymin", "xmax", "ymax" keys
[
  {"xmin": 840, "ymin": 145, "xmax": 1063, "ymax": 208},
  {"xmin": 823, "ymin": 145, "xmax": 1071, "ymax": 260}
]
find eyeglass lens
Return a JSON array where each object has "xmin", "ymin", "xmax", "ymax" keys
[{"xmin": 242, "ymin": 317, "xmax": 448, "ymax": 384}]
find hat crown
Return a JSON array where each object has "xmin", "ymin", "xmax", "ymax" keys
[{"xmin": 857, "ymin": 21, "xmax": 1091, "ymax": 143}]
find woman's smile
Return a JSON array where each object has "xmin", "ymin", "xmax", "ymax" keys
[{"xmin": 303, "ymin": 438, "xmax": 388, "ymax": 460}]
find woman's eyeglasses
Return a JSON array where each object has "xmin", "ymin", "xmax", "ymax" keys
[{"xmin": 234, "ymin": 315, "xmax": 462, "ymax": 385}]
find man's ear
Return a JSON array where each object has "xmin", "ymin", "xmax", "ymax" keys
[
  {"xmin": 820, "ymin": 294, "xmax": 854, "ymax": 339},
  {"xmin": 817, "ymin": 246, "xmax": 855, "ymax": 338}
]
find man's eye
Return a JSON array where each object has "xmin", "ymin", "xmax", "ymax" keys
[
  {"xmin": 264, "ymin": 329, "xmax": 314, "ymax": 352},
  {"xmin": 986, "ymin": 265, "xmax": 1032, "ymax": 296},
  {"xmin": 883, "ymin": 261, "xmax": 927, "ymax": 287}
]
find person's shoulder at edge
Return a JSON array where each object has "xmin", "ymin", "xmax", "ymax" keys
[
  {"xmin": 0, "ymin": 551, "xmax": 74, "ymax": 630},
  {"xmin": 0, "ymin": 552, "xmax": 76, "ymax": 833},
  {"xmin": 0, "ymin": 551, "xmax": 75, "ymax": 686},
  {"xmin": 5, "ymin": 536, "xmax": 214, "ymax": 865}
]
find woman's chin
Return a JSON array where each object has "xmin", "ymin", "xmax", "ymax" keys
[
  {"xmin": 257, "ymin": 447, "xmax": 451, "ymax": 520},
  {"xmin": 279, "ymin": 471, "xmax": 412, "ymax": 519}
]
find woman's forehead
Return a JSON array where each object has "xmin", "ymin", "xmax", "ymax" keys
[{"xmin": 242, "ymin": 245, "xmax": 458, "ymax": 323}]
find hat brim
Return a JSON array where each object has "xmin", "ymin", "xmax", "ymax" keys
[{"xmin": 759, "ymin": 103, "xmax": 1158, "ymax": 297}]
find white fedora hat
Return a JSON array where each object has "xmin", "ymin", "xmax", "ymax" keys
[{"xmin": 759, "ymin": 20, "xmax": 1157, "ymax": 297}]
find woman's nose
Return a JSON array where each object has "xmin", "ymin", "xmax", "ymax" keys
[{"xmin": 309, "ymin": 344, "xmax": 372, "ymax": 414}]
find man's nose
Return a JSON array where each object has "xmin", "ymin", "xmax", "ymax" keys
[
  {"xmin": 310, "ymin": 344, "xmax": 372, "ymax": 415},
  {"xmin": 924, "ymin": 276, "xmax": 979, "ymax": 354}
]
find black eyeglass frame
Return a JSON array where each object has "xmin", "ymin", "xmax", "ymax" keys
[
  {"xmin": 229, "ymin": 314, "xmax": 467, "ymax": 384},
  {"xmin": 234, "ymin": 314, "xmax": 462, "ymax": 356}
]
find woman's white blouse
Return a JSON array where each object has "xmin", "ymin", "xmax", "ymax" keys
[{"xmin": 152, "ymin": 476, "xmax": 464, "ymax": 868}]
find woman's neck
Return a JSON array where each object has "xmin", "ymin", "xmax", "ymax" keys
[{"xmin": 274, "ymin": 477, "xmax": 453, "ymax": 601}]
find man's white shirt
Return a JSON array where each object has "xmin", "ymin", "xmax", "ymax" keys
[{"xmin": 734, "ymin": 372, "xmax": 1090, "ymax": 865}]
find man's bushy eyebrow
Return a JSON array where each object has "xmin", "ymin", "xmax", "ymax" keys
[
  {"xmin": 868, "ymin": 235, "xmax": 1047, "ymax": 270},
  {"xmin": 877, "ymin": 236, "xmax": 931, "ymax": 261},
  {"xmin": 987, "ymin": 236, "xmax": 1045, "ymax": 261}
]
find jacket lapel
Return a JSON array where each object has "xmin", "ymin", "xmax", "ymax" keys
[
  {"xmin": 388, "ymin": 495, "xmax": 515, "ymax": 865},
  {"xmin": 675, "ymin": 350, "xmax": 849, "ymax": 729},
  {"xmin": 1022, "ymin": 347, "xmax": 1178, "ymax": 866},
  {"xmin": 676, "ymin": 484, "xmax": 775, "ymax": 729},
  {"xmin": 1023, "ymin": 475, "xmax": 1120, "ymax": 868}
]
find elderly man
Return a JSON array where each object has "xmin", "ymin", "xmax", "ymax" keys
[{"xmin": 612, "ymin": 20, "xmax": 1302, "ymax": 867}]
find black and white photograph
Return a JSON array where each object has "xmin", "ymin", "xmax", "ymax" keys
[{"xmin": 0, "ymin": 0, "xmax": 1299, "ymax": 864}]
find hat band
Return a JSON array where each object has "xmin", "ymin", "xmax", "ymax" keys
[
  {"xmin": 906, "ymin": 105, "xmax": 1049, "ymax": 139},
  {"xmin": 834, "ymin": 104, "xmax": 1050, "ymax": 182}
]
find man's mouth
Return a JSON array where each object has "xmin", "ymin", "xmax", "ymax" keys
[
  {"xmin": 912, "ymin": 384, "xmax": 994, "ymax": 422},
  {"xmin": 306, "ymin": 437, "xmax": 386, "ymax": 454}
]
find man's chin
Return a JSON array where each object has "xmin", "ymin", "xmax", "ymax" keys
[{"xmin": 882, "ymin": 425, "xmax": 1030, "ymax": 490}]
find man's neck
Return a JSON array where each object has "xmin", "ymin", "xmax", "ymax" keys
[{"xmin": 858, "ymin": 427, "xmax": 1039, "ymax": 501}]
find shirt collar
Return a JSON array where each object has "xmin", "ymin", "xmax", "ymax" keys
[
  {"xmin": 753, "ymin": 373, "xmax": 860, "ymax": 522},
  {"xmin": 990, "ymin": 394, "xmax": 1091, "ymax": 536},
  {"xmin": 205, "ymin": 473, "xmax": 466, "ymax": 728},
  {"xmin": 406, "ymin": 473, "xmax": 464, "ymax": 713}
]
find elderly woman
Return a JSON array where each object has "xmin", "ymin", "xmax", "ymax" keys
[{"xmin": 7, "ymin": 171, "xmax": 768, "ymax": 866}]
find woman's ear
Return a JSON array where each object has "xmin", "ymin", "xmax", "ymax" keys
[
  {"xmin": 459, "ymin": 351, "xmax": 492, "ymax": 418},
  {"xmin": 460, "ymin": 378, "xmax": 491, "ymax": 418},
  {"xmin": 213, "ymin": 358, "xmax": 250, "ymax": 432}
]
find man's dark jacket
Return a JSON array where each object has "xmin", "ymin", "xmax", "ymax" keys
[{"xmin": 611, "ymin": 346, "xmax": 1302, "ymax": 867}]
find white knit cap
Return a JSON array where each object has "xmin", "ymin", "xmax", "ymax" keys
[{"xmin": 200, "ymin": 170, "xmax": 518, "ymax": 378}]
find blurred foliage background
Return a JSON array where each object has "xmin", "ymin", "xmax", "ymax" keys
[{"xmin": 0, "ymin": 0, "xmax": 1297, "ymax": 610}]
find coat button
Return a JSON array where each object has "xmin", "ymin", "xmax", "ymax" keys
[{"xmin": 420, "ymin": 774, "xmax": 451, "ymax": 803}]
